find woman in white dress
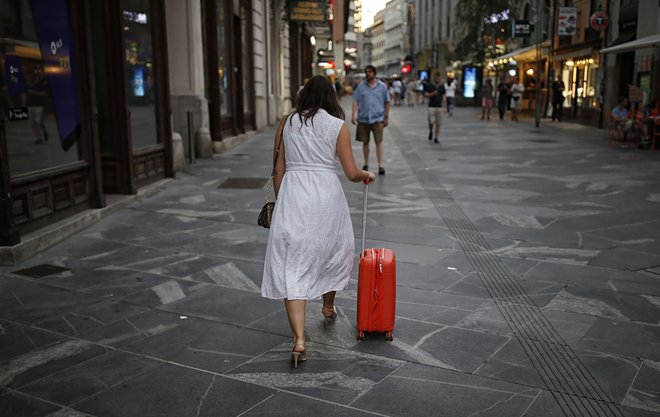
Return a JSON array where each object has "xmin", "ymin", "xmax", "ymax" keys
[{"xmin": 262, "ymin": 75, "xmax": 376, "ymax": 367}]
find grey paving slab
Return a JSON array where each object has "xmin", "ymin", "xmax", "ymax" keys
[
  {"xmin": 0, "ymin": 320, "xmax": 66, "ymax": 363},
  {"xmin": 229, "ymin": 342, "xmax": 404, "ymax": 405},
  {"xmin": 520, "ymin": 390, "xmax": 567, "ymax": 417},
  {"xmin": 239, "ymin": 391, "xmax": 381, "ymax": 416},
  {"xmin": 578, "ymin": 351, "xmax": 641, "ymax": 404},
  {"xmin": 351, "ymin": 362, "xmax": 539, "ymax": 417},
  {"xmin": 75, "ymin": 363, "xmax": 274, "ymax": 417},
  {"xmin": 122, "ymin": 315, "xmax": 288, "ymax": 374},
  {"xmin": 622, "ymin": 360, "xmax": 660, "ymax": 414},
  {"xmin": 474, "ymin": 338, "xmax": 544, "ymax": 389},
  {"xmin": 544, "ymin": 286, "xmax": 660, "ymax": 324},
  {"xmin": 19, "ymin": 350, "xmax": 160, "ymax": 406},
  {"xmin": 541, "ymin": 310, "xmax": 599, "ymax": 347},
  {"xmin": 0, "ymin": 390, "xmax": 60, "ymax": 417},
  {"xmin": 156, "ymin": 285, "xmax": 283, "ymax": 326},
  {"xmin": 523, "ymin": 261, "xmax": 660, "ymax": 295},
  {"xmin": 578, "ymin": 318, "xmax": 660, "ymax": 361},
  {"xmin": 0, "ymin": 339, "xmax": 107, "ymax": 389},
  {"xmin": 590, "ymin": 247, "xmax": 660, "ymax": 271}
]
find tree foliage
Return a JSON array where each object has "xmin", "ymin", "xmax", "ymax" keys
[{"xmin": 452, "ymin": 0, "xmax": 519, "ymax": 63}]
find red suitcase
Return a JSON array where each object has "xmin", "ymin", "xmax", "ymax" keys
[{"xmin": 357, "ymin": 182, "xmax": 396, "ymax": 341}]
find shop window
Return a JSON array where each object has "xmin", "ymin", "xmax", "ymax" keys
[
  {"xmin": 216, "ymin": 0, "xmax": 230, "ymax": 117},
  {"xmin": 121, "ymin": 0, "xmax": 159, "ymax": 149},
  {"xmin": 1, "ymin": 0, "xmax": 81, "ymax": 177}
]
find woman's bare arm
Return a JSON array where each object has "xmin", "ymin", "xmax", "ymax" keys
[
  {"xmin": 336, "ymin": 123, "xmax": 375, "ymax": 183},
  {"xmin": 273, "ymin": 117, "xmax": 287, "ymax": 196}
]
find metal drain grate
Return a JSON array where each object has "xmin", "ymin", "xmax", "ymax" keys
[
  {"xmin": 13, "ymin": 264, "xmax": 70, "ymax": 278},
  {"xmin": 392, "ymin": 125, "xmax": 624, "ymax": 417},
  {"xmin": 218, "ymin": 177, "xmax": 269, "ymax": 189}
]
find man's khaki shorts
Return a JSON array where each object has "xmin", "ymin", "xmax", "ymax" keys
[
  {"xmin": 427, "ymin": 107, "xmax": 442, "ymax": 126},
  {"xmin": 356, "ymin": 122, "xmax": 384, "ymax": 144}
]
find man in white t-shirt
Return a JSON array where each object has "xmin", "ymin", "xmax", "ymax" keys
[
  {"xmin": 444, "ymin": 77, "xmax": 457, "ymax": 116},
  {"xmin": 510, "ymin": 77, "xmax": 525, "ymax": 121}
]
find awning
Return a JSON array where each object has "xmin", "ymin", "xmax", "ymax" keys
[
  {"xmin": 601, "ymin": 33, "xmax": 660, "ymax": 54},
  {"xmin": 487, "ymin": 42, "xmax": 549, "ymax": 65}
]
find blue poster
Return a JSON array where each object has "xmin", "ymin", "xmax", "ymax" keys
[
  {"xmin": 30, "ymin": 0, "xmax": 81, "ymax": 151},
  {"xmin": 463, "ymin": 67, "xmax": 476, "ymax": 98},
  {"xmin": 5, "ymin": 55, "xmax": 26, "ymax": 97}
]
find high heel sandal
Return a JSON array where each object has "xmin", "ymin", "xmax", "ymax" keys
[
  {"xmin": 322, "ymin": 306, "xmax": 337, "ymax": 326},
  {"xmin": 291, "ymin": 341, "xmax": 306, "ymax": 368}
]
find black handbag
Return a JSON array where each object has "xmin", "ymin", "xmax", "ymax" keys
[
  {"xmin": 258, "ymin": 122, "xmax": 284, "ymax": 229},
  {"xmin": 257, "ymin": 201, "xmax": 275, "ymax": 228}
]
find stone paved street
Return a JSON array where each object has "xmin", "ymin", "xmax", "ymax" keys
[{"xmin": 1, "ymin": 99, "xmax": 660, "ymax": 417}]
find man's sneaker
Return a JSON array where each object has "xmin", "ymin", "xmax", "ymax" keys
[
  {"xmin": 362, "ymin": 165, "xmax": 368, "ymax": 170},
  {"xmin": 434, "ymin": 138, "xmax": 439, "ymax": 144},
  {"xmin": 378, "ymin": 167, "xmax": 385, "ymax": 175},
  {"xmin": 428, "ymin": 131, "xmax": 433, "ymax": 141}
]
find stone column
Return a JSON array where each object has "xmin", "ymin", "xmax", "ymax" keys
[{"xmin": 165, "ymin": 0, "xmax": 212, "ymax": 162}]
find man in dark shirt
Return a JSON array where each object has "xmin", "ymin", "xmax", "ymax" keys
[
  {"xmin": 424, "ymin": 72, "xmax": 445, "ymax": 143},
  {"xmin": 551, "ymin": 76, "xmax": 565, "ymax": 122},
  {"xmin": 497, "ymin": 79, "xmax": 509, "ymax": 120}
]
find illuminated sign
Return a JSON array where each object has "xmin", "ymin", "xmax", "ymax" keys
[
  {"xmin": 123, "ymin": 10, "xmax": 148, "ymax": 24},
  {"xmin": 289, "ymin": 1, "xmax": 328, "ymax": 23},
  {"xmin": 484, "ymin": 9, "xmax": 510, "ymax": 24},
  {"xmin": 512, "ymin": 20, "xmax": 532, "ymax": 38}
]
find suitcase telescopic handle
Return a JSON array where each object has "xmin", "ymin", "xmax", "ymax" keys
[{"xmin": 361, "ymin": 181, "xmax": 368, "ymax": 255}]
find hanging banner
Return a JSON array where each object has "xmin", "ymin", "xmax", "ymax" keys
[
  {"xmin": 558, "ymin": 7, "xmax": 577, "ymax": 36},
  {"xmin": 30, "ymin": 0, "xmax": 81, "ymax": 151}
]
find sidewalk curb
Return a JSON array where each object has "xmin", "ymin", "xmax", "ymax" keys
[{"xmin": 0, "ymin": 178, "xmax": 173, "ymax": 266}]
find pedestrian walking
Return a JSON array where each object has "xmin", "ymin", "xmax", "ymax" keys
[
  {"xmin": 424, "ymin": 72, "xmax": 445, "ymax": 144},
  {"xmin": 261, "ymin": 75, "xmax": 376, "ymax": 368},
  {"xmin": 352, "ymin": 65, "xmax": 391, "ymax": 175},
  {"xmin": 510, "ymin": 77, "xmax": 525, "ymax": 121},
  {"xmin": 392, "ymin": 78, "xmax": 403, "ymax": 106},
  {"xmin": 405, "ymin": 78, "xmax": 415, "ymax": 106},
  {"xmin": 444, "ymin": 76, "xmax": 457, "ymax": 116},
  {"xmin": 497, "ymin": 78, "xmax": 509, "ymax": 120},
  {"xmin": 551, "ymin": 75, "xmax": 565, "ymax": 122},
  {"xmin": 481, "ymin": 79, "xmax": 494, "ymax": 120}
]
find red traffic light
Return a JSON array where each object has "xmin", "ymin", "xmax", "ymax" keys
[{"xmin": 401, "ymin": 64, "xmax": 411, "ymax": 74}]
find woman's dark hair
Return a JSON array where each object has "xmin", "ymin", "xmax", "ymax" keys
[{"xmin": 290, "ymin": 75, "xmax": 345, "ymax": 127}]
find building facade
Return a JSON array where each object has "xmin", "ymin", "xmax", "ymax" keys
[
  {"xmin": 0, "ymin": 0, "xmax": 337, "ymax": 260},
  {"xmin": 413, "ymin": 0, "xmax": 457, "ymax": 74}
]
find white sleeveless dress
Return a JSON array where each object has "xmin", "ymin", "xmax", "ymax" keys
[{"xmin": 261, "ymin": 109, "xmax": 355, "ymax": 300}]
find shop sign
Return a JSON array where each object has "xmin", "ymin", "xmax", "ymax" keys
[
  {"xmin": 512, "ymin": 20, "xmax": 532, "ymax": 38},
  {"xmin": 289, "ymin": 1, "xmax": 328, "ymax": 24},
  {"xmin": 558, "ymin": 7, "xmax": 577, "ymax": 36},
  {"xmin": 7, "ymin": 107, "xmax": 29, "ymax": 121},
  {"xmin": 640, "ymin": 55, "xmax": 653, "ymax": 72},
  {"xmin": 628, "ymin": 84, "xmax": 643, "ymax": 103},
  {"xmin": 5, "ymin": 56, "xmax": 26, "ymax": 96},
  {"xmin": 589, "ymin": 10, "xmax": 608, "ymax": 31},
  {"xmin": 30, "ymin": 0, "xmax": 81, "ymax": 151}
]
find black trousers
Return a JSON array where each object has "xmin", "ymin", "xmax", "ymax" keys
[{"xmin": 552, "ymin": 99, "xmax": 563, "ymax": 121}]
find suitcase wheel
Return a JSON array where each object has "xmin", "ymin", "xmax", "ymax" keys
[
  {"xmin": 386, "ymin": 332, "xmax": 393, "ymax": 342},
  {"xmin": 357, "ymin": 330, "xmax": 365, "ymax": 341}
]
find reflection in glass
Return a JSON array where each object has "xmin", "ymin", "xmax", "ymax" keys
[
  {"xmin": 1, "ymin": 3, "xmax": 80, "ymax": 177},
  {"xmin": 121, "ymin": 0, "xmax": 159, "ymax": 149},
  {"xmin": 216, "ymin": 0, "xmax": 230, "ymax": 117}
]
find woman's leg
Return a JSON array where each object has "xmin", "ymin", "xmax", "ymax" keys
[
  {"xmin": 322, "ymin": 291, "xmax": 336, "ymax": 312},
  {"xmin": 284, "ymin": 299, "xmax": 306, "ymax": 351}
]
